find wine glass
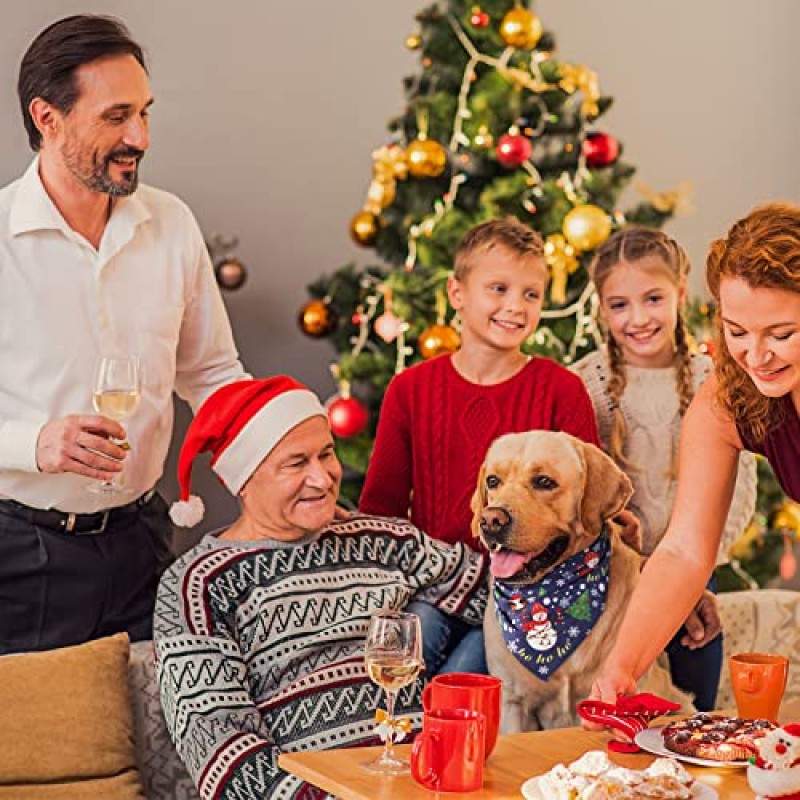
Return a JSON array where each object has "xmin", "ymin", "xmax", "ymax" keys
[
  {"xmin": 362, "ymin": 610, "xmax": 423, "ymax": 775},
  {"xmin": 88, "ymin": 355, "xmax": 141, "ymax": 494}
]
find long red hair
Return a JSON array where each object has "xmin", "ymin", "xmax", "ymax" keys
[{"xmin": 707, "ymin": 202, "xmax": 800, "ymax": 440}]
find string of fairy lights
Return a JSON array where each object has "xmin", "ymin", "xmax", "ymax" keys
[
  {"xmin": 298, "ymin": 3, "xmax": 685, "ymax": 437},
  {"xmin": 345, "ymin": 9, "xmax": 605, "ymax": 365}
]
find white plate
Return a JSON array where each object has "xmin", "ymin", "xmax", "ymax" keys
[
  {"xmin": 635, "ymin": 726, "xmax": 750, "ymax": 768},
  {"xmin": 521, "ymin": 773, "xmax": 718, "ymax": 799}
]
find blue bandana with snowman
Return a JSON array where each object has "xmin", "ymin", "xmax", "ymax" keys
[{"xmin": 493, "ymin": 530, "xmax": 611, "ymax": 680}]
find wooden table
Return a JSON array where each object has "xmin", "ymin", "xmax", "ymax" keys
[{"xmin": 279, "ymin": 724, "xmax": 750, "ymax": 799}]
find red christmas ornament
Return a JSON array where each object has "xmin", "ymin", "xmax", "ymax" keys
[
  {"xmin": 469, "ymin": 7, "xmax": 490, "ymax": 27},
  {"xmin": 496, "ymin": 132, "xmax": 533, "ymax": 168},
  {"xmin": 327, "ymin": 395, "xmax": 369, "ymax": 438},
  {"xmin": 582, "ymin": 131, "xmax": 620, "ymax": 168}
]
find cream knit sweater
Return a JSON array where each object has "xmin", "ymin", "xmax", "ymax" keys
[{"xmin": 571, "ymin": 349, "xmax": 757, "ymax": 564}]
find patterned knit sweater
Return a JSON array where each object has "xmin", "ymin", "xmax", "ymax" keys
[
  {"xmin": 571, "ymin": 349, "xmax": 757, "ymax": 562},
  {"xmin": 359, "ymin": 354, "xmax": 600, "ymax": 549},
  {"xmin": 154, "ymin": 515, "xmax": 487, "ymax": 800}
]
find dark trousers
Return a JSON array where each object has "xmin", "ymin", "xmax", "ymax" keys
[
  {"xmin": 665, "ymin": 576, "xmax": 723, "ymax": 712},
  {"xmin": 0, "ymin": 492, "xmax": 174, "ymax": 654}
]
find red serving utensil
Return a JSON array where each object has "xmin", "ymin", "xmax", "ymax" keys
[{"xmin": 576, "ymin": 693, "xmax": 681, "ymax": 753}]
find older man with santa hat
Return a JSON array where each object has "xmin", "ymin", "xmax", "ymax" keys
[{"xmin": 154, "ymin": 376, "xmax": 487, "ymax": 800}]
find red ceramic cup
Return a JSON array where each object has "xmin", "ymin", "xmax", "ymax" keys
[
  {"xmin": 422, "ymin": 672, "xmax": 502, "ymax": 758},
  {"xmin": 411, "ymin": 708, "xmax": 485, "ymax": 792}
]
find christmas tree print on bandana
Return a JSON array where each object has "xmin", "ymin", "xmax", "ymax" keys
[{"xmin": 493, "ymin": 530, "xmax": 611, "ymax": 680}]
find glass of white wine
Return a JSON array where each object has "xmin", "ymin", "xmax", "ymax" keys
[
  {"xmin": 89, "ymin": 355, "xmax": 141, "ymax": 495},
  {"xmin": 362, "ymin": 610, "xmax": 423, "ymax": 775}
]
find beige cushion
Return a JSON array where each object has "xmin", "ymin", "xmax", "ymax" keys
[
  {"xmin": 717, "ymin": 589, "xmax": 800, "ymax": 710},
  {"xmin": 0, "ymin": 633, "xmax": 144, "ymax": 799}
]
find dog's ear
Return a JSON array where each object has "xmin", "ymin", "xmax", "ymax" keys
[
  {"xmin": 470, "ymin": 462, "xmax": 488, "ymax": 541},
  {"xmin": 578, "ymin": 441, "xmax": 633, "ymax": 535}
]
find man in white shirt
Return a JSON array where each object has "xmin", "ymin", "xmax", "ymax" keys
[{"xmin": 0, "ymin": 15, "xmax": 248, "ymax": 654}]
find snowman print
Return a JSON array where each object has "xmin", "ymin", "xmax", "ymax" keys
[{"xmin": 524, "ymin": 602, "xmax": 557, "ymax": 651}]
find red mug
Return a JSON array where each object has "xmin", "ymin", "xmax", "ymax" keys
[
  {"xmin": 411, "ymin": 708, "xmax": 485, "ymax": 792},
  {"xmin": 422, "ymin": 672, "xmax": 502, "ymax": 758}
]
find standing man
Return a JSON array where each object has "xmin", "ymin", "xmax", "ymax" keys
[{"xmin": 0, "ymin": 15, "xmax": 248, "ymax": 654}]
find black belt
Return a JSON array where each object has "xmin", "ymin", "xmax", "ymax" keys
[{"xmin": 0, "ymin": 489, "xmax": 157, "ymax": 535}]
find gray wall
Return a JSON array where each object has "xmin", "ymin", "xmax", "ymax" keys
[{"xmin": 1, "ymin": 1, "xmax": 797, "ymax": 538}]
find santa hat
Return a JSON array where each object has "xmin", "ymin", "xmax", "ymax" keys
[{"xmin": 169, "ymin": 376, "xmax": 327, "ymax": 527}]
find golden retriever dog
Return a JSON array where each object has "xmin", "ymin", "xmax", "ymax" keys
[{"xmin": 472, "ymin": 430, "xmax": 693, "ymax": 732}]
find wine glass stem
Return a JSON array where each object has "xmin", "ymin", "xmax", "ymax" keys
[{"xmin": 383, "ymin": 690, "xmax": 397, "ymax": 761}]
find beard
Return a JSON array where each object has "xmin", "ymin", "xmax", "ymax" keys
[{"xmin": 61, "ymin": 137, "xmax": 144, "ymax": 197}]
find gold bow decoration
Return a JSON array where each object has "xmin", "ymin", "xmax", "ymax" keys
[
  {"xmin": 364, "ymin": 145, "xmax": 409, "ymax": 215},
  {"xmin": 374, "ymin": 709, "xmax": 413, "ymax": 743},
  {"xmin": 497, "ymin": 65, "xmax": 552, "ymax": 95},
  {"xmin": 544, "ymin": 233, "xmax": 580, "ymax": 305},
  {"xmin": 773, "ymin": 501, "xmax": 800, "ymax": 536},
  {"xmin": 635, "ymin": 180, "xmax": 694, "ymax": 215},
  {"xmin": 558, "ymin": 63, "xmax": 600, "ymax": 118}
]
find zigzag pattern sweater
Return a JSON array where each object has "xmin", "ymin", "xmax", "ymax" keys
[{"xmin": 154, "ymin": 515, "xmax": 487, "ymax": 800}]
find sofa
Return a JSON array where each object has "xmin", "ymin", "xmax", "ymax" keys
[
  {"xmin": 129, "ymin": 640, "xmax": 199, "ymax": 800},
  {"xmin": 0, "ymin": 634, "xmax": 196, "ymax": 800}
]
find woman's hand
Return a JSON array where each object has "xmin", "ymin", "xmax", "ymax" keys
[
  {"xmin": 581, "ymin": 666, "xmax": 638, "ymax": 738},
  {"xmin": 680, "ymin": 590, "xmax": 722, "ymax": 650},
  {"xmin": 611, "ymin": 509, "xmax": 643, "ymax": 553}
]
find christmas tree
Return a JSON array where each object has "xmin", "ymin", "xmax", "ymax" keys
[{"xmin": 298, "ymin": 0, "xmax": 686, "ymax": 503}]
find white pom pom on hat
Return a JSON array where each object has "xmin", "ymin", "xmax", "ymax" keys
[
  {"xmin": 170, "ymin": 376, "xmax": 327, "ymax": 526},
  {"xmin": 168, "ymin": 495, "xmax": 205, "ymax": 527}
]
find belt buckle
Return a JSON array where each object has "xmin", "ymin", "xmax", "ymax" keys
[{"xmin": 79, "ymin": 510, "xmax": 111, "ymax": 535}]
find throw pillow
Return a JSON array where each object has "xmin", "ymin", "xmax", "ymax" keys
[{"xmin": 0, "ymin": 632, "xmax": 144, "ymax": 799}]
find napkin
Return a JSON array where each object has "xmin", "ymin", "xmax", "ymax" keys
[{"xmin": 576, "ymin": 693, "xmax": 681, "ymax": 753}]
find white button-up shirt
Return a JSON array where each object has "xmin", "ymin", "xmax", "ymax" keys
[{"xmin": 0, "ymin": 159, "xmax": 248, "ymax": 512}]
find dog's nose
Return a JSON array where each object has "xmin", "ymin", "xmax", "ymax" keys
[{"xmin": 480, "ymin": 506, "xmax": 512, "ymax": 539}]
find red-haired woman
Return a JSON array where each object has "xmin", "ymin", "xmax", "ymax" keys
[{"xmin": 588, "ymin": 202, "xmax": 800, "ymax": 710}]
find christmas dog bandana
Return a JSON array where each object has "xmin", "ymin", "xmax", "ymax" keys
[{"xmin": 493, "ymin": 530, "xmax": 611, "ymax": 680}]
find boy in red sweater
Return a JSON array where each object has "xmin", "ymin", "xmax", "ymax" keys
[{"xmin": 360, "ymin": 217, "xmax": 600, "ymax": 676}]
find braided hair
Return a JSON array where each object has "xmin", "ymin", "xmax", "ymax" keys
[{"xmin": 590, "ymin": 226, "xmax": 693, "ymax": 474}]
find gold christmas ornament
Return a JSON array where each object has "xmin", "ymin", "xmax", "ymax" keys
[
  {"xmin": 298, "ymin": 299, "xmax": 337, "ymax": 338},
  {"xmin": 349, "ymin": 210, "xmax": 380, "ymax": 247},
  {"xmin": 418, "ymin": 323, "xmax": 461, "ymax": 359},
  {"xmin": 562, "ymin": 205, "xmax": 611, "ymax": 252},
  {"xmin": 499, "ymin": 7, "xmax": 542, "ymax": 49},
  {"xmin": 405, "ymin": 33, "xmax": 422, "ymax": 50},
  {"xmin": 544, "ymin": 233, "xmax": 579, "ymax": 305},
  {"xmin": 405, "ymin": 137, "xmax": 448, "ymax": 178}
]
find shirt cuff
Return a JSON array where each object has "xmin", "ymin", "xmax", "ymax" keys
[{"xmin": 0, "ymin": 419, "xmax": 44, "ymax": 472}]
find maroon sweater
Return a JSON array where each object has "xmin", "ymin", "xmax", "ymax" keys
[
  {"xmin": 738, "ymin": 395, "xmax": 800, "ymax": 501},
  {"xmin": 360, "ymin": 355, "xmax": 601, "ymax": 550}
]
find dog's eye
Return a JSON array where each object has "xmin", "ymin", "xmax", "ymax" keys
[
  {"xmin": 485, "ymin": 474, "xmax": 501, "ymax": 489},
  {"xmin": 531, "ymin": 475, "xmax": 558, "ymax": 491}
]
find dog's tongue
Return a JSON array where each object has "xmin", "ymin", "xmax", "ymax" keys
[{"xmin": 489, "ymin": 550, "xmax": 530, "ymax": 579}]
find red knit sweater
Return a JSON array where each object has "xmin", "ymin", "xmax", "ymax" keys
[{"xmin": 360, "ymin": 355, "xmax": 600, "ymax": 550}]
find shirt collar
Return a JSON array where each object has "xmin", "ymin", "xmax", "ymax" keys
[{"xmin": 9, "ymin": 156, "xmax": 151, "ymax": 239}]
